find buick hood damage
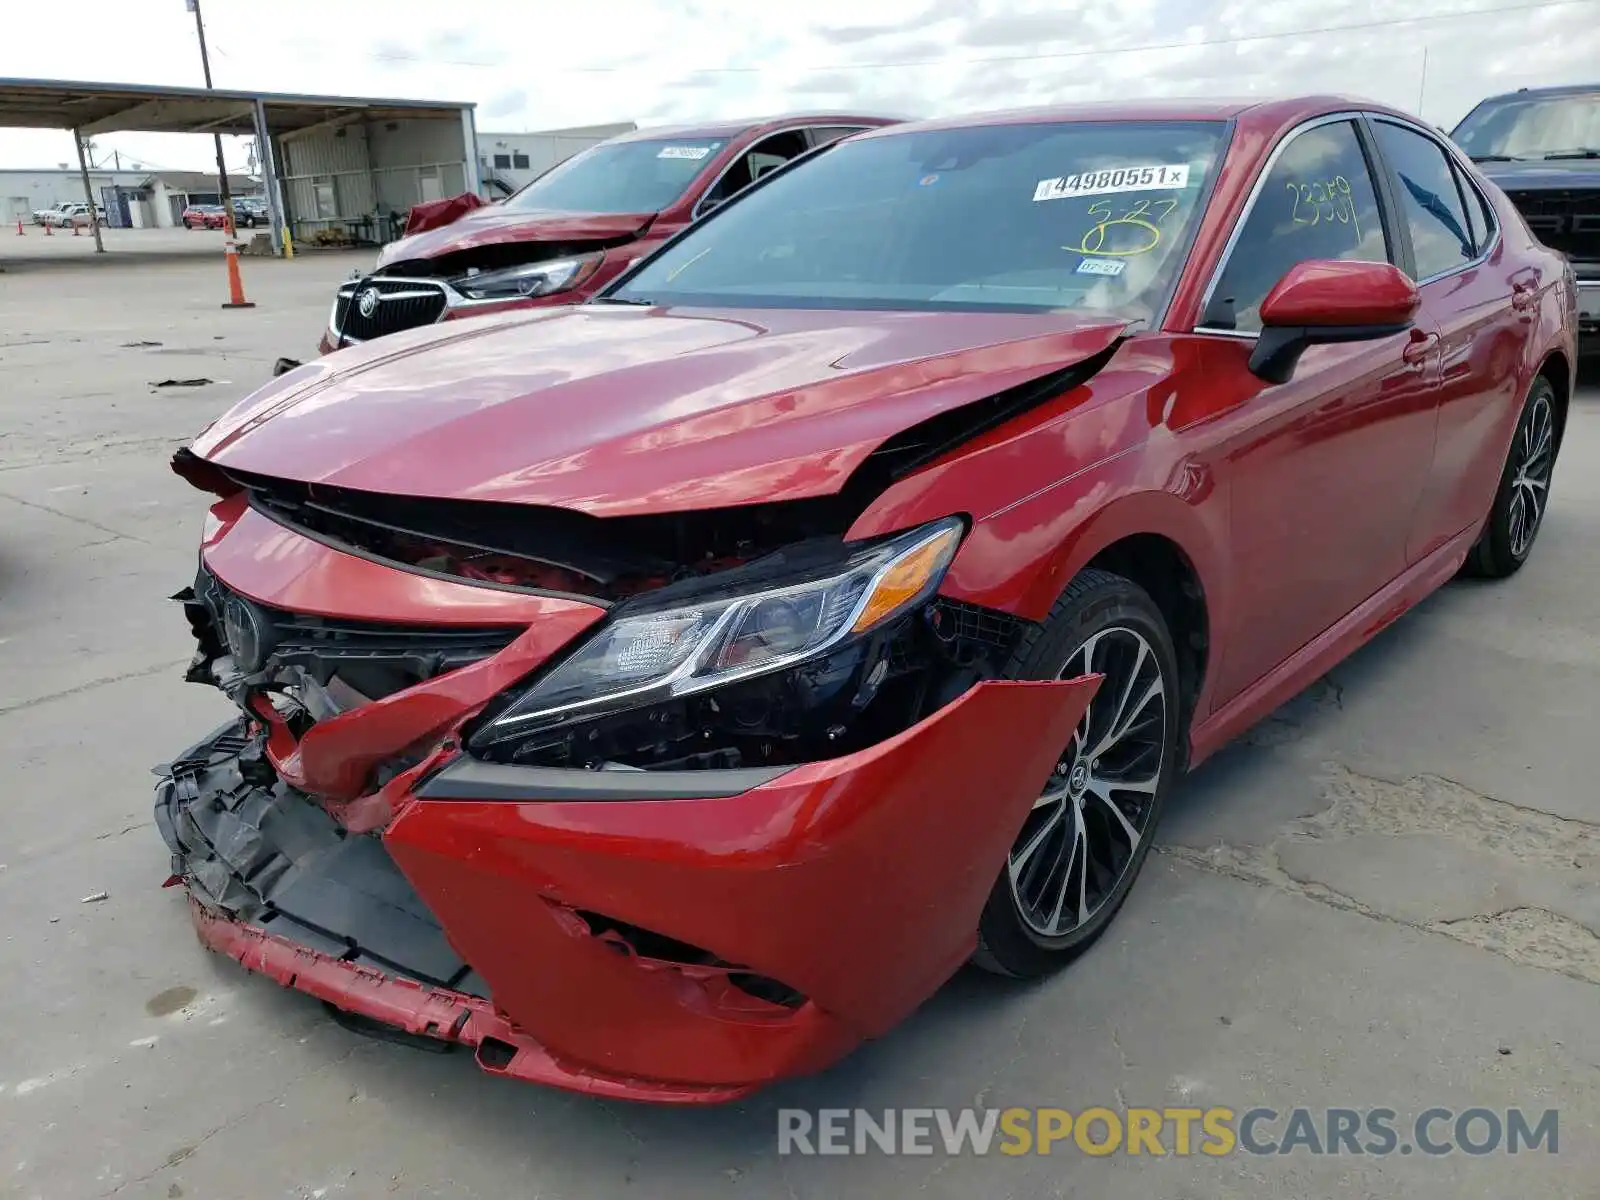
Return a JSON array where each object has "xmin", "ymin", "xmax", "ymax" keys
[
  {"xmin": 374, "ymin": 207, "xmax": 659, "ymax": 277},
  {"xmin": 192, "ymin": 304, "xmax": 1129, "ymax": 516}
]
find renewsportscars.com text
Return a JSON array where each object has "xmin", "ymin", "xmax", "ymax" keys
[{"xmin": 777, "ymin": 1106, "xmax": 1559, "ymax": 1157}]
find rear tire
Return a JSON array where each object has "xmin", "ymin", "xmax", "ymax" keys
[
  {"xmin": 973, "ymin": 569, "xmax": 1183, "ymax": 979},
  {"xmin": 1461, "ymin": 376, "xmax": 1558, "ymax": 579}
]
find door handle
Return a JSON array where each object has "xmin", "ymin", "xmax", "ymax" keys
[{"xmin": 1401, "ymin": 330, "xmax": 1439, "ymax": 366}]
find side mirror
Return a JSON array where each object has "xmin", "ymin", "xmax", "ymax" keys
[{"xmin": 1248, "ymin": 259, "xmax": 1420, "ymax": 384}]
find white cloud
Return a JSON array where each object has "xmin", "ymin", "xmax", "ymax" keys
[{"xmin": 0, "ymin": 0, "xmax": 1595, "ymax": 168}]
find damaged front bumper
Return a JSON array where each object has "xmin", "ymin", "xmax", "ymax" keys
[
  {"xmin": 155, "ymin": 494, "xmax": 1099, "ymax": 1101},
  {"xmin": 156, "ymin": 676, "xmax": 1095, "ymax": 1100}
]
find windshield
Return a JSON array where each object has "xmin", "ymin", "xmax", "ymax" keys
[
  {"xmin": 608, "ymin": 120, "xmax": 1226, "ymax": 317},
  {"xmin": 1452, "ymin": 93, "xmax": 1600, "ymax": 159},
  {"xmin": 502, "ymin": 137, "xmax": 728, "ymax": 215}
]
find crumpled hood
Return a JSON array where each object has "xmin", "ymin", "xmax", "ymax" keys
[
  {"xmin": 192, "ymin": 304, "xmax": 1128, "ymax": 516},
  {"xmin": 377, "ymin": 207, "xmax": 657, "ymax": 269}
]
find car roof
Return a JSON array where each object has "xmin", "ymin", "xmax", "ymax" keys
[
  {"xmin": 607, "ymin": 113, "xmax": 907, "ymax": 142},
  {"xmin": 849, "ymin": 95, "xmax": 1409, "ymax": 139}
]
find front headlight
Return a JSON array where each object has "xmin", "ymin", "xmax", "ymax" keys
[
  {"xmin": 475, "ymin": 517, "xmax": 964, "ymax": 742},
  {"xmin": 454, "ymin": 252, "xmax": 604, "ymax": 301}
]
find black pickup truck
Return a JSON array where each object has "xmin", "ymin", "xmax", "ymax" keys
[{"xmin": 1453, "ymin": 83, "xmax": 1600, "ymax": 349}]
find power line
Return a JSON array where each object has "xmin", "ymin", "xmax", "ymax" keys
[{"xmin": 359, "ymin": 0, "xmax": 1597, "ymax": 73}]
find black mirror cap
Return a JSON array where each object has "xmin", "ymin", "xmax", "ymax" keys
[{"xmin": 1247, "ymin": 321, "xmax": 1414, "ymax": 385}]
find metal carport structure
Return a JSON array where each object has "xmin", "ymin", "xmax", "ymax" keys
[{"xmin": 0, "ymin": 77, "xmax": 478, "ymax": 255}]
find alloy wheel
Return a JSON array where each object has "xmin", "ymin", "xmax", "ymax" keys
[
  {"xmin": 1509, "ymin": 391, "xmax": 1555, "ymax": 559},
  {"xmin": 1007, "ymin": 626, "xmax": 1168, "ymax": 939}
]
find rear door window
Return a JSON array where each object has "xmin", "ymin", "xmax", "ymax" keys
[
  {"xmin": 1451, "ymin": 160, "xmax": 1497, "ymax": 256},
  {"xmin": 1371, "ymin": 120, "xmax": 1477, "ymax": 279},
  {"xmin": 1203, "ymin": 119, "xmax": 1390, "ymax": 331}
]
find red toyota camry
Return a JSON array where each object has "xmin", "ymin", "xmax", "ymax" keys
[{"xmin": 158, "ymin": 96, "xmax": 1575, "ymax": 1103}]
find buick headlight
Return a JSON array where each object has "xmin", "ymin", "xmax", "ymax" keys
[
  {"xmin": 454, "ymin": 252, "xmax": 604, "ymax": 301},
  {"xmin": 476, "ymin": 517, "xmax": 964, "ymax": 741}
]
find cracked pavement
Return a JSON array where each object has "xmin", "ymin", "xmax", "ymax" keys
[{"xmin": 1, "ymin": 255, "xmax": 1597, "ymax": 1198}]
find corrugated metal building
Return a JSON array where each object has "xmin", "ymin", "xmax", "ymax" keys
[
  {"xmin": 477, "ymin": 122, "xmax": 637, "ymax": 196},
  {"xmin": 280, "ymin": 116, "xmax": 483, "ymax": 243}
]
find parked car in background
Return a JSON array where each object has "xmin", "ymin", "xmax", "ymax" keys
[
  {"xmin": 1453, "ymin": 82, "xmax": 1600, "ymax": 349},
  {"xmin": 181, "ymin": 204, "xmax": 227, "ymax": 230},
  {"xmin": 160, "ymin": 96, "xmax": 1573, "ymax": 1102},
  {"xmin": 316, "ymin": 113, "xmax": 904, "ymax": 354},
  {"xmin": 31, "ymin": 201, "xmax": 73, "ymax": 225},
  {"xmin": 43, "ymin": 202, "xmax": 105, "ymax": 228},
  {"xmin": 232, "ymin": 197, "xmax": 268, "ymax": 228}
]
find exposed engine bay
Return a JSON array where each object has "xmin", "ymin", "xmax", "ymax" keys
[{"xmin": 223, "ymin": 465, "xmax": 858, "ymax": 604}]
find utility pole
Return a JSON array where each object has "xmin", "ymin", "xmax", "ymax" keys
[
  {"xmin": 73, "ymin": 126, "xmax": 105, "ymax": 253},
  {"xmin": 189, "ymin": 0, "xmax": 236, "ymax": 237},
  {"xmin": 1417, "ymin": 46, "xmax": 1430, "ymax": 117}
]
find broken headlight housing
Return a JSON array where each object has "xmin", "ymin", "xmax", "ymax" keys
[
  {"xmin": 454, "ymin": 252, "xmax": 604, "ymax": 301},
  {"xmin": 470, "ymin": 517, "xmax": 967, "ymax": 768}
]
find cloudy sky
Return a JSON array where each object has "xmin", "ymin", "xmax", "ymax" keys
[{"xmin": 0, "ymin": 0, "xmax": 1596, "ymax": 171}]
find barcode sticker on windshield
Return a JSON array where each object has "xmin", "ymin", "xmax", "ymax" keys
[
  {"xmin": 658, "ymin": 146, "xmax": 712, "ymax": 160},
  {"xmin": 1034, "ymin": 164, "xmax": 1190, "ymax": 202},
  {"xmin": 1077, "ymin": 257, "xmax": 1126, "ymax": 277}
]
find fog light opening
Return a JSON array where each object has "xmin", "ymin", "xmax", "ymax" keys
[
  {"xmin": 477, "ymin": 1036, "xmax": 519, "ymax": 1071},
  {"xmin": 728, "ymin": 971, "xmax": 807, "ymax": 1011},
  {"xmin": 573, "ymin": 909, "xmax": 809, "ymax": 1013}
]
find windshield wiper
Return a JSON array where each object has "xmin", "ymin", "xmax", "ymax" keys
[
  {"xmin": 589, "ymin": 294, "xmax": 656, "ymax": 306},
  {"xmin": 1469, "ymin": 153, "xmax": 1522, "ymax": 162},
  {"xmin": 1540, "ymin": 148, "xmax": 1600, "ymax": 160}
]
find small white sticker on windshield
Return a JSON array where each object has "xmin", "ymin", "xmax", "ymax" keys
[
  {"xmin": 1034, "ymin": 164, "xmax": 1191, "ymax": 202},
  {"xmin": 1076, "ymin": 257, "xmax": 1126, "ymax": 277},
  {"xmin": 658, "ymin": 146, "xmax": 713, "ymax": 160}
]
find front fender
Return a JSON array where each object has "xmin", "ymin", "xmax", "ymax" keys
[{"xmin": 845, "ymin": 368, "xmax": 1228, "ymax": 636}]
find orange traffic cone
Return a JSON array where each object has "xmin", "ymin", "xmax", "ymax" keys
[
  {"xmin": 221, "ymin": 240, "xmax": 255, "ymax": 309},
  {"xmin": 15, "ymin": 219, "xmax": 22, "ymax": 236},
  {"xmin": 43, "ymin": 220, "xmax": 52, "ymax": 236},
  {"xmin": 71, "ymin": 220, "xmax": 79, "ymax": 236}
]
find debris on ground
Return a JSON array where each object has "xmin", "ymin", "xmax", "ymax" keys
[
  {"xmin": 122, "ymin": 340, "xmax": 163, "ymax": 348},
  {"xmin": 80, "ymin": 891, "xmax": 109, "ymax": 903},
  {"xmin": 150, "ymin": 378, "xmax": 213, "ymax": 389}
]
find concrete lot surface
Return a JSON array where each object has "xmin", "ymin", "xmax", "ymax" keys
[
  {"xmin": 0, "ymin": 255, "xmax": 1596, "ymax": 1199},
  {"xmin": 1, "ymin": 225, "xmax": 323, "ymax": 271}
]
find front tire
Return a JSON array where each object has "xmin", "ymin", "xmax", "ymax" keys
[
  {"xmin": 973, "ymin": 569, "xmax": 1183, "ymax": 979},
  {"xmin": 1462, "ymin": 376, "xmax": 1558, "ymax": 579}
]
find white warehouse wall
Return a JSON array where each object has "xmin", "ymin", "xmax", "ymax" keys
[
  {"xmin": 1, "ymin": 168, "xmax": 149, "ymax": 222},
  {"xmin": 478, "ymin": 122, "xmax": 637, "ymax": 194}
]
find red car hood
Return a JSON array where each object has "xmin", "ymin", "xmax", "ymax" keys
[
  {"xmin": 376, "ymin": 207, "xmax": 656, "ymax": 268},
  {"xmin": 193, "ymin": 305, "xmax": 1129, "ymax": 516}
]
